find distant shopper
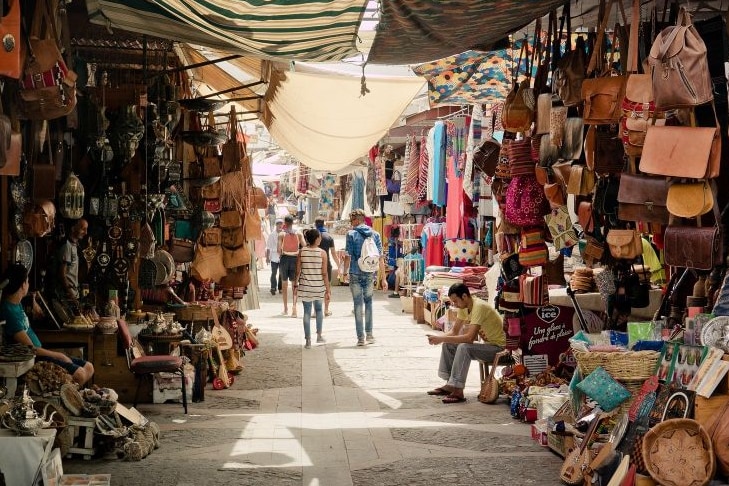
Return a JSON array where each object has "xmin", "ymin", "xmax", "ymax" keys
[
  {"xmin": 266, "ymin": 219, "xmax": 284, "ymax": 295},
  {"xmin": 267, "ymin": 196, "xmax": 278, "ymax": 231},
  {"xmin": 278, "ymin": 215, "xmax": 305, "ymax": 317},
  {"xmin": 295, "ymin": 228, "xmax": 330, "ymax": 348},
  {"xmin": 56, "ymin": 219, "xmax": 88, "ymax": 302},
  {"xmin": 342, "ymin": 209, "xmax": 387, "ymax": 346},
  {"xmin": 297, "ymin": 196, "xmax": 307, "ymax": 224},
  {"xmin": 315, "ymin": 218, "xmax": 339, "ymax": 317},
  {"xmin": 426, "ymin": 283, "xmax": 504, "ymax": 404}
]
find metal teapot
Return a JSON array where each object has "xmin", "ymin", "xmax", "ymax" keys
[{"xmin": 1, "ymin": 388, "xmax": 56, "ymax": 436}]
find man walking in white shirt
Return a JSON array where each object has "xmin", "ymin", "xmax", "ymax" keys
[{"xmin": 266, "ymin": 219, "xmax": 284, "ymax": 295}]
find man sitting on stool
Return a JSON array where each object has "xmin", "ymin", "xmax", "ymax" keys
[
  {"xmin": 0, "ymin": 264, "xmax": 94, "ymax": 385},
  {"xmin": 426, "ymin": 283, "xmax": 504, "ymax": 404}
]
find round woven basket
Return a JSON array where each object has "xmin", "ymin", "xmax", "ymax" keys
[
  {"xmin": 642, "ymin": 418, "xmax": 715, "ymax": 486},
  {"xmin": 574, "ymin": 350, "xmax": 660, "ymax": 380}
]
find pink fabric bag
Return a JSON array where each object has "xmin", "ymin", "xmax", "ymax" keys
[{"xmin": 504, "ymin": 175, "xmax": 550, "ymax": 227}]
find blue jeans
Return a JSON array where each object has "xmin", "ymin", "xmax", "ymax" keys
[
  {"xmin": 270, "ymin": 261, "xmax": 282, "ymax": 292},
  {"xmin": 349, "ymin": 273, "xmax": 374, "ymax": 339},
  {"xmin": 302, "ymin": 300, "xmax": 323, "ymax": 339}
]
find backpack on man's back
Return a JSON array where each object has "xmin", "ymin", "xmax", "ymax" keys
[{"xmin": 358, "ymin": 236, "xmax": 380, "ymax": 273}]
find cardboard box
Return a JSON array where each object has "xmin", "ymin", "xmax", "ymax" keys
[
  {"xmin": 530, "ymin": 420, "xmax": 549, "ymax": 446},
  {"xmin": 694, "ymin": 393, "xmax": 729, "ymax": 430},
  {"xmin": 547, "ymin": 432, "xmax": 575, "ymax": 458}
]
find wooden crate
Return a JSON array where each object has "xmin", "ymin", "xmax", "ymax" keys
[
  {"xmin": 694, "ymin": 393, "xmax": 729, "ymax": 430},
  {"xmin": 413, "ymin": 294, "xmax": 425, "ymax": 324}
]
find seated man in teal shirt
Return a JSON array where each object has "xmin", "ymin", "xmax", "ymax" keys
[{"xmin": 1, "ymin": 264, "xmax": 94, "ymax": 385}]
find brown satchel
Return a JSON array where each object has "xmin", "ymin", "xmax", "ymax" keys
[
  {"xmin": 191, "ymin": 242, "xmax": 227, "ymax": 282},
  {"xmin": 219, "ymin": 209, "xmax": 243, "ymax": 229},
  {"xmin": 244, "ymin": 209, "xmax": 263, "ymax": 241},
  {"xmin": 648, "ymin": 7, "xmax": 713, "ymax": 109},
  {"xmin": 502, "ymin": 40, "xmax": 534, "ymax": 133},
  {"xmin": 201, "ymin": 180, "xmax": 221, "ymax": 199},
  {"xmin": 664, "ymin": 225, "xmax": 721, "ymax": 270},
  {"xmin": 553, "ymin": 34, "xmax": 587, "ymax": 107},
  {"xmin": 582, "ymin": 75, "xmax": 626, "ymax": 125},
  {"xmin": 478, "ymin": 350, "xmax": 510, "ymax": 404},
  {"xmin": 584, "ymin": 125, "xmax": 624, "ymax": 175},
  {"xmin": 223, "ymin": 245, "xmax": 251, "ymax": 269},
  {"xmin": 169, "ymin": 238, "xmax": 195, "ymax": 263},
  {"xmin": 18, "ymin": 0, "xmax": 77, "ymax": 120},
  {"xmin": 640, "ymin": 125, "xmax": 720, "ymax": 179},
  {"xmin": 566, "ymin": 165, "xmax": 595, "ymax": 196},
  {"xmin": 220, "ymin": 265, "xmax": 251, "ymax": 289},
  {"xmin": 617, "ymin": 174, "xmax": 669, "ymax": 224},
  {"xmin": 472, "ymin": 139, "xmax": 500, "ymax": 175},
  {"xmin": 222, "ymin": 227, "xmax": 245, "ymax": 249},
  {"xmin": 22, "ymin": 200, "xmax": 56, "ymax": 237},
  {"xmin": 222, "ymin": 106, "xmax": 246, "ymax": 173},
  {"xmin": 606, "ymin": 229, "xmax": 643, "ymax": 260}
]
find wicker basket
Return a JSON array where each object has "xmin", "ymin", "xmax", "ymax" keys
[
  {"xmin": 642, "ymin": 418, "xmax": 715, "ymax": 486},
  {"xmin": 573, "ymin": 350, "xmax": 660, "ymax": 380}
]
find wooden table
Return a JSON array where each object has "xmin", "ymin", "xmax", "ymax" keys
[
  {"xmin": 35, "ymin": 328, "xmax": 95, "ymax": 361},
  {"xmin": 0, "ymin": 357, "xmax": 35, "ymax": 398}
]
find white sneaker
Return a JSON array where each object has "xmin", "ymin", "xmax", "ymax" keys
[
  {"xmin": 304, "ymin": 338, "xmax": 311, "ymax": 349},
  {"xmin": 366, "ymin": 333, "xmax": 375, "ymax": 344},
  {"xmin": 356, "ymin": 338, "xmax": 366, "ymax": 346}
]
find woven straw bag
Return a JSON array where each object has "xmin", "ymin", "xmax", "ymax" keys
[{"xmin": 642, "ymin": 418, "xmax": 714, "ymax": 486}]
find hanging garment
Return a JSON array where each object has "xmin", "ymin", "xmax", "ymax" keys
[
  {"xmin": 463, "ymin": 104, "xmax": 482, "ymax": 200},
  {"xmin": 417, "ymin": 133, "xmax": 430, "ymax": 201},
  {"xmin": 478, "ymin": 174, "xmax": 494, "ymax": 217},
  {"xmin": 426, "ymin": 125, "xmax": 437, "ymax": 201},
  {"xmin": 446, "ymin": 118, "xmax": 467, "ymax": 239},
  {"xmin": 403, "ymin": 252, "xmax": 426, "ymax": 282},
  {"xmin": 374, "ymin": 154, "xmax": 388, "ymax": 196},
  {"xmin": 445, "ymin": 238, "xmax": 481, "ymax": 267},
  {"xmin": 431, "ymin": 121, "xmax": 447, "ymax": 207},
  {"xmin": 401, "ymin": 135, "xmax": 417, "ymax": 204},
  {"xmin": 421, "ymin": 222, "xmax": 445, "ymax": 267},
  {"xmin": 351, "ymin": 170, "xmax": 366, "ymax": 211},
  {"xmin": 319, "ymin": 173, "xmax": 336, "ymax": 211}
]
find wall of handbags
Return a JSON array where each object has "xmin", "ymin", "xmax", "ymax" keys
[
  {"xmin": 480, "ymin": 0, "xmax": 729, "ymax": 341},
  {"xmin": 0, "ymin": 0, "xmax": 265, "ymax": 323}
]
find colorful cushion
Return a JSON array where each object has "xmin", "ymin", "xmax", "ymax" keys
[{"xmin": 576, "ymin": 366, "xmax": 632, "ymax": 412}]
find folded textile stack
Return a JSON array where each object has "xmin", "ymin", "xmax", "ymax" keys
[
  {"xmin": 422, "ymin": 272, "xmax": 463, "ymax": 290},
  {"xmin": 570, "ymin": 267, "xmax": 594, "ymax": 293}
]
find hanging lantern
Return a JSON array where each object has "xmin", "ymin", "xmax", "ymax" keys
[{"xmin": 59, "ymin": 173, "xmax": 85, "ymax": 219}]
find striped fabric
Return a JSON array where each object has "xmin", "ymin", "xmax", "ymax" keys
[
  {"xmin": 297, "ymin": 247, "xmax": 326, "ymax": 302},
  {"xmin": 401, "ymin": 134, "xmax": 419, "ymax": 203},
  {"xmin": 86, "ymin": 0, "xmax": 368, "ymax": 61},
  {"xmin": 416, "ymin": 134, "xmax": 429, "ymax": 201}
]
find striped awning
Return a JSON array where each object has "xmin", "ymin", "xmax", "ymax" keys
[
  {"xmin": 85, "ymin": 0, "xmax": 368, "ymax": 61},
  {"xmin": 368, "ymin": 0, "xmax": 566, "ymax": 64}
]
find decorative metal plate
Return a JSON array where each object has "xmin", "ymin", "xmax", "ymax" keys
[
  {"xmin": 14, "ymin": 240, "xmax": 33, "ymax": 270},
  {"xmin": 700, "ymin": 316, "xmax": 729, "ymax": 349}
]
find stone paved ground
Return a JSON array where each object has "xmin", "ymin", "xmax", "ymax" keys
[{"xmin": 64, "ymin": 235, "xmax": 564, "ymax": 485}]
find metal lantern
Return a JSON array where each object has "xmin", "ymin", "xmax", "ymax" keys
[{"xmin": 59, "ymin": 173, "xmax": 85, "ymax": 219}]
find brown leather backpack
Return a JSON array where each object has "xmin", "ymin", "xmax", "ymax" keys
[{"xmin": 648, "ymin": 7, "xmax": 713, "ymax": 109}]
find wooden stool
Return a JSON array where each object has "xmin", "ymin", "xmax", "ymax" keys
[
  {"xmin": 478, "ymin": 352, "xmax": 520, "ymax": 384},
  {"xmin": 66, "ymin": 416, "xmax": 97, "ymax": 460}
]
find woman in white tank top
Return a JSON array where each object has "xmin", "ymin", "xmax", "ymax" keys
[{"xmin": 294, "ymin": 229, "xmax": 331, "ymax": 348}]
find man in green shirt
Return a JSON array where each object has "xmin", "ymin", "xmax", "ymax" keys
[
  {"xmin": 0, "ymin": 264, "xmax": 94, "ymax": 385},
  {"xmin": 426, "ymin": 283, "xmax": 505, "ymax": 403}
]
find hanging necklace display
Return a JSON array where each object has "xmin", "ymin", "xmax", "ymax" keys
[
  {"xmin": 82, "ymin": 237, "xmax": 96, "ymax": 271},
  {"xmin": 102, "ymin": 186, "xmax": 118, "ymax": 222},
  {"xmin": 113, "ymin": 245, "xmax": 129, "ymax": 276},
  {"xmin": 108, "ymin": 218, "xmax": 122, "ymax": 241},
  {"xmin": 96, "ymin": 241, "xmax": 111, "ymax": 271}
]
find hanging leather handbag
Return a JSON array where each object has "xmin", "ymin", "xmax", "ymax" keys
[
  {"xmin": 191, "ymin": 242, "xmax": 227, "ymax": 282},
  {"xmin": 666, "ymin": 180, "xmax": 714, "ymax": 219},
  {"xmin": 578, "ymin": 201, "xmax": 594, "ymax": 233},
  {"xmin": 566, "ymin": 165, "xmax": 595, "ymax": 196},
  {"xmin": 201, "ymin": 180, "xmax": 221, "ymax": 199},
  {"xmin": 219, "ymin": 209, "xmax": 243, "ymax": 229},
  {"xmin": 640, "ymin": 124, "xmax": 720, "ymax": 179},
  {"xmin": 18, "ymin": 0, "xmax": 77, "ymax": 120},
  {"xmin": 222, "ymin": 106, "xmax": 245, "ymax": 173},
  {"xmin": 560, "ymin": 117, "xmax": 584, "ymax": 160},
  {"xmin": 584, "ymin": 124, "xmax": 625, "ymax": 175},
  {"xmin": 553, "ymin": 36, "xmax": 588, "ymax": 107},
  {"xmin": 502, "ymin": 79, "xmax": 535, "ymax": 133},
  {"xmin": 222, "ymin": 227, "xmax": 246, "ymax": 249},
  {"xmin": 244, "ymin": 209, "xmax": 263, "ymax": 241},
  {"xmin": 203, "ymin": 156, "xmax": 221, "ymax": 178},
  {"xmin": 220, "ymin": 265, "xmax": 252, "ymax": 289},
  {"xmin": 620, "ymin": 74, "xmax": 666, "ymax": 157},
  {"xmin": 223, "ymin": 245, "xmax": 252, "ymax": 269},
  {"xmin": 664, "ymin": 225, "xmax": 722, "ymax": 270},
  {"xmin": 582, "ymin": 75, "xmax": 627, "ymax": 125},
  {"xmin": 251, "ymin": 186, "xmax": 268, "ymax": 210},
  {"xmin": 472, "ymin": 139, "xmax": 500, "ymax": 175},
  {"xmin": 201, "ymin": 227, "xmax": 222, "ymax": 246},
  {"xmin": 606, "ymin": 229, "xmax": 643, "ymax": 260},
  {"xmin": 648, "ymin": 7, "xmax": 713, "ymax": 109},
  {"xmin": 617, "ymin": 174, "xmax": 669, "ymax": 224},
  {"xmin": 0, "ymin": 0, "xmax": 21, "ymax": 79},
  {"xmin": 169, "ymin": 238, "xmax": 195, "ymax": 263}
]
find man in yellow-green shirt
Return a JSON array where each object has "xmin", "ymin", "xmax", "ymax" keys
[{"xmin": 426, "ymin": 283, "xmax": 505, "ymax": 403}]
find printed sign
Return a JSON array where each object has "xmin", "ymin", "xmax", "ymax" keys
[{"xmin": 522, "ymin": 305, "xmax": 575, "ymax": 366}]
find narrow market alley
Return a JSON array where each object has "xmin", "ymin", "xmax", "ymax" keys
[{"xmin": 64, "ymin": 250, "xmax": 563, "ymax": 486}]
